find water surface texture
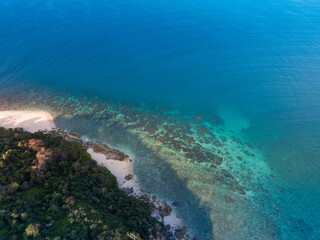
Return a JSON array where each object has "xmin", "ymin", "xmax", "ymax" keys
[{"xmin": 1, "ymin": 0, "xmax": 320, "ymax": 239}]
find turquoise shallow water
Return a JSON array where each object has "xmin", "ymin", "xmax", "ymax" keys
[{"xmin": 1, "ymin": 0, "xmax": 320, "ymax": 239}]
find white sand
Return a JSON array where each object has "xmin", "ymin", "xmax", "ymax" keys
[
  {"xmin": 87, "ymin": 148, "xmax": 140, "ymax": 191},
  {"xmin": 0, "ymin": 110, "xmax": 182, "ymax": 231},
  {"xmin": 0, "ymin": 111, "xmax": 55, "ymax": 133},
  {"xmin": 87, "ymin": 148, "xmax": 182, "ymax": 229}
]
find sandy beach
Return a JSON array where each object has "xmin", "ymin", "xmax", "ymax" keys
[
  {"xmin": 87, "ymin": 148, "xmax": 140, "ymax": 191},
  {"xmin": 87, "ymin": 148, "xmax": 182, "ymax": 230},
  {"xmin": 0, "ymin": 111, "xmax": 55, "ymax": 132},
  {"xmin": 0, "ymin": 110, "xmax": 182, "ymax": 234}
]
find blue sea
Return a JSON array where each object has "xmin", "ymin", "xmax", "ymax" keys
[{"xmin": 1, "ymin": 0, "xmax": 320, "ymax": 239}]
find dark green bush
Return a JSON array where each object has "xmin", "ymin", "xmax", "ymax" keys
[{"xmin": 0, "ymin": 128, "xmax": 166, "ymax": 240}]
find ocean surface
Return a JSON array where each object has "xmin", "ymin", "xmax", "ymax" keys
[{"xmin": 1, "ymin": 0, "xmax": 320, "ymax": 239}]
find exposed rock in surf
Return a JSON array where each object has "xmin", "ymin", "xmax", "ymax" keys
[
  {"xmin": 174, "ymin": 227, "xmax": 187, "ymax": 239},
  {"xmin": 124, "ymin": 174, "xmax": 134, "ymax": 181},
  {"xmin": 69, "ymin": 132, "xmax": 80, "ymax": 138},
  {"xmin": 122, "ymin": 187, "xmax": 134, "ymax": 194},
  {"xmin": 86, "ymin": 142, "xmax": 128, "ymax": 161}
]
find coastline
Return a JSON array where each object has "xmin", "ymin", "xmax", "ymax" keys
[
  {"xmin": 0, "ymin": 110, "xmax": 187, "ymax": 239},
  {"xmin": 86, "ymin": 147, "xmax": 183, "ymax": 232},
  {"xmin": 0, "ymin": 111, "xmax": 55, "ymax": 133}
]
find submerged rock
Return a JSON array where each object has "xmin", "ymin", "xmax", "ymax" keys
[
  {"xmin": 172, "ymin": 202, "xmax": 178, "ymax": 207},
  {"xmin": 213, "ymin": 140, "xmax": 223, "ymax": 147},
  {"xmin": 226, "ymin": 196, "xmax": 234, "ymax": 203},
  {"xmin": 207, "ymin": 179, "xmax": 215, "ymax": 185},
  {"xmin": 213, "ymin": 156, "xmax": 223, "ymax": 165}
]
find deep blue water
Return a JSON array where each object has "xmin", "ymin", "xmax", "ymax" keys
[{"xmin": 1, "ymin": 0, "xmax": 320, "ymax": 239}]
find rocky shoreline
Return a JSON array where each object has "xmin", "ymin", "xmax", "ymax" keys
[{"xmin": 42, "ymin": 128, "xmax": 193, "ymax": 240}]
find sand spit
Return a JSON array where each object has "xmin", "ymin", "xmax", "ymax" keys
[
  {"xmin": 0, "ymin": 111, "xmax": 55, "ymax": 132},
  {"xmin": 0, "ymin": 110, "xmax": 188, "ymax": 239}
]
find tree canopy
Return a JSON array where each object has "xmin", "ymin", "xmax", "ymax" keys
[{"xmin": 0, "ymin": 128, "xmax": 166, "ymax": 240}]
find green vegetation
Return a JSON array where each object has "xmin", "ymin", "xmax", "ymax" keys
[{"xmin": 0, "ymin": 128, "xmax": 166, "ymax": 239}]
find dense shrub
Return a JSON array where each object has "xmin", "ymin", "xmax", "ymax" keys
[{"xmin": 0, "ymin": 128, "xmax": 166, "ymax": 240}]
